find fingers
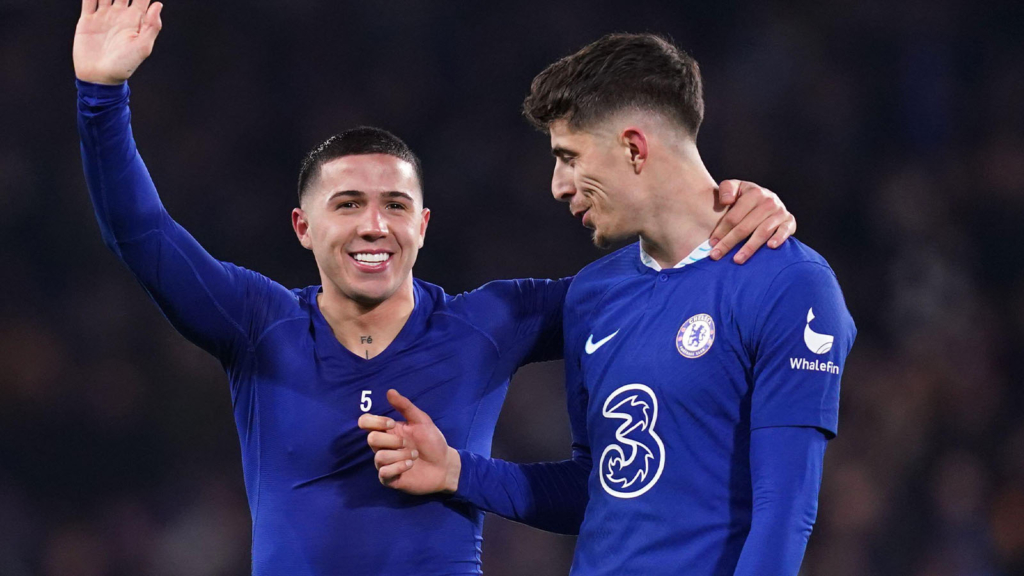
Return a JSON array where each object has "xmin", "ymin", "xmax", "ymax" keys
[
  {"xmin": 374, "ymin": 448, "xmax": 419, "ymax": 471},
  {"xmin": 132, "ymin": 0, "xmax": 152, "ymax": 13},
  {"xmin": 366, "ymin": 430, "xmax": 404, "ymax": 452},
  {"xmin": 379, "ymin": 459, "xmax": 416, "ymax": 485},
  {"xmin": 734, "ymin": 211, "xmax": 787, "ymax": 264},
  {"xmin": 711, "ymin": 195, "xmax": 777, "ymax": 261},
  {"xmin": 717, "ymin": 179, "xmax": 740, "ymax": 207},
  {"xmin": 81, "ymin": 0, "xmax": 97, "ymax": 17},
  {"xmin": 768, "ymin": 215, "xmax": 796, "ymax": 249},
  {"xmin": 114, "ymin": 0, "xmax": 129, "ymax": 7},
  {"xmin": 710, "ymin": 181, "xmax": 768, "ymax": 257},
  {"xmin": 387, "ymin": 389, "xmax": 432, "ymax": 425},
  {"xmin": 140, "ymin": 2, "xmax": 163, "ymax": 42},
  {"xmin": 710, "ymin": 181, "xmax": 766, "ymax": 253},
  {"xmin": 357, "ymin": 413, "xmax": 396, "ymax": 432}
]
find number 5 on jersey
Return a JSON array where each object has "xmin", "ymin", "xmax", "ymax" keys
[{"xmin": 360, "ymin": 390, "xmax": 372, "ymax": 412}]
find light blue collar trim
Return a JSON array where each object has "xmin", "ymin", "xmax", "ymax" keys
[{"xmin": 640, "ymin": 240, "xmax": 713, "ymax": 271}]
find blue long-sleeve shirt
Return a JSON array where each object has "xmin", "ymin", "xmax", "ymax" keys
[
  {"xmin": 454, "ymin": 240, "xmax": 855, "ymax": 575},
  {"xmin": 77, "ymin": 79, "xmax": 570, "ymax": 576},
  {"xmin": 454, "ymin": 414, "xmax": 827, "ymax": 570}
]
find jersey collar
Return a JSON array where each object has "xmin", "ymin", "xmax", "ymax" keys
[{"xmin": 639, "ymin": 240, "xmax": 713, "ymax": 271}]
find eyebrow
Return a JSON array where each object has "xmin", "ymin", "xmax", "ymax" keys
[
  {"xmin": 381, "ymin": 191, "xmax": 416, "ymax": 203},
  {"xmin": 327, "ymin": 190, "xmax": 365, "ymax": 202},
  {"xmin": 326, "ymin": 190, "xmax": 416, "ymax": 203},
  {"xmin": 551, "ymin": 146, "xmax": 577, "ymax": 160}
]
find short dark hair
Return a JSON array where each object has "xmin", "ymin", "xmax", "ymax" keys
[
  {"xmin": 523, "ymin": 33, "xmax": 704, "ymax": 137},
  {"xmin": 297, "ymin": 126, "xmax": 424, "ymax": 204}
]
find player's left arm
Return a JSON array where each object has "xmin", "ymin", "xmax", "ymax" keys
[
  {"xmin": 459, "ymin": 277, "xmax": 571, "ymax": 365},
  {"xmin": 514, "ymin": 276, "xmax": 572, "ymax": 364},
  {"xmin": 736, "ymin": 260, "xmax": 857, "ymax": 574},
  {"xmin": 732, "ymin": 426, "xmax": 827, "ymax": 576},
  {"xmin": 710, "ymin": 180, "xmax": 797, "ymax": 264}
]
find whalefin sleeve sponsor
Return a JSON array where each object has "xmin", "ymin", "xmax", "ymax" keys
[{"xmin": 749, "ymin": 262, "xmax": 856, "ymax": 438}]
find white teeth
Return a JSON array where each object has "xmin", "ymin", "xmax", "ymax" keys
[{"xmin": 352, "ymin": 253, "xmax": 390, "ymax": 263}]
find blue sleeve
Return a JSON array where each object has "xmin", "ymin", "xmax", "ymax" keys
[
  {"xmin": 733, "ymin": 426, "xmax": 827, "ymax": 576},
  {"xmin": 78, "ymin": 80, "xmax": 272, "ymax": 367},
  {"xmin": 453, "ymin": 450, "xmax": 589, "ymax": 535},
  {"xmin": 451, "ymin": 277, "xmax": 570, "ymax": 364},
  {"xmin": 451, "ymin": 317, "xmax": 592, "ymax": 534},
  {"xmin": 749, "ymin": 261, "xmax": 856, "ymax": 437}
]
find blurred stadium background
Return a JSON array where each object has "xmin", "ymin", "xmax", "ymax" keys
[{"xmin": 2, "ymin": 0, "xmax": 1023, "ymax": 574}]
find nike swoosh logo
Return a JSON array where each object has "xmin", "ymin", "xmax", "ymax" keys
[{"xmin": 585, "ymin": 330, "xmax": 620, "ymax": 354}]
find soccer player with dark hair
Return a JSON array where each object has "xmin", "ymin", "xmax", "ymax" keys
[
  {"xmin": 74, "ymin": 2, "xmax": 798, "ymax": 574},
  {"xmin": 365, "ymin": 33, "xmax": 856, "ymax": 576}
]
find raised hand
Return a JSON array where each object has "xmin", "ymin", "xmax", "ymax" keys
[
  {"xmin": 357, "ymin": 390, "xmax": 462, "ymax": 495},
  {"xmin": 710, "ymin": 180, "xmax": 797, "ymax": 264},
  {"xmin": 74, "ymin": 0, "xmax": 164, "ymax": 85}
]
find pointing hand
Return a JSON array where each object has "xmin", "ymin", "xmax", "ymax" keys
[{"xmin": 357, "ymin": 390, "xmax": 461, "ymax": 495}]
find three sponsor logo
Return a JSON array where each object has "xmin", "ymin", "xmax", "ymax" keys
[
  {"xmin": 599, "ymin": 383, "xmax": 665, "ymax": 499},
  {"xmin": 592, "ymin": 306, "xmax": 841, "ymax": 499}
]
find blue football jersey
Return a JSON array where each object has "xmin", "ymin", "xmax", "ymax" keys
[
  {"xmin": 563, "ymin": 239, "xmax": 856, "ymax": 576},
  {"xmin": 77, "ymin": 80, "xmax": 569, "ymax": 576}
]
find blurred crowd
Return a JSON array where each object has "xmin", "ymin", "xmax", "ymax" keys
[{"xmin": 1, "ymin": 0, "xmax": 1023, "ymax": 574}]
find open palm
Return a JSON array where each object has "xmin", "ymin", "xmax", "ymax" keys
[{"xmin": 74, "ymin": 0, "xmax": 164, "ymax": 85}]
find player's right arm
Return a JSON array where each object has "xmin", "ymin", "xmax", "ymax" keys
[
  {"xmin": 360, "ymin": 280, "xmax": 596, "ymax": 534},
  {"xmin": 359, "ymin": 382, "xmax": 591, "ymax": 535},
  {"xmin": 359, "ymin": 335, "xmax": 592, "ymax": 535},
  {"xmin": 75, "ymin": 1, "xmax": 264, "ymax": 363},
  {"xmin": 451, "ymin": 346, "xmax": 592, "ymax": 534}
]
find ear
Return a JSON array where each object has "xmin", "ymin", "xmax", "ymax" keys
[
  {"xmin": 292, "ymin": 207, "xmax": 313, "ymax": 250},
  {"xmin": 622, "ymin": 128, "xmax": 649, "ymax": 174},
  {"xmin": 418, "ymin": 208, "xmax": 431, "ymax": 248}
]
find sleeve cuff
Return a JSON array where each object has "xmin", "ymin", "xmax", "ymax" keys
[
  {"xmin": 76, "ymin": 79, "xmax": 130, "ymax": 107},
  {"xmin": 449, "ymin": 448, "xmax": 479, "ymax": 503}
]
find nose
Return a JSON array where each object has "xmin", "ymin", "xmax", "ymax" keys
[
  {"xmin": 551, "ymin": 162, "xmax": 575, "ymax": 202},
  {"xmin": 357, "ymin": 206, "xmax": 389, "ymax": 240}
]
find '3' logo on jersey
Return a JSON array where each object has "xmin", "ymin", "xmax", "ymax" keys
[{"xmin": 599, "ymin": 384, "xmax": 666, "ymax": 499}]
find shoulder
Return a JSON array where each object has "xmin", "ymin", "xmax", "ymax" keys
[
  {"xmin": 229, "ymin": 266, "xmax": 309, "ymax": 316},
  {"xmin": 221, "ymin": 269, "xmax": 311, "ymax": 346},
  {"xmin": 567, "ymin": 243, "xmax": 640, "ymax": 309},
  {"xmin": 430, "ymin": 277, "xmax": 569, "ymax": 355},
  {"xmin": 443, "ymin": 278, "xmax": 569, "ymax": 314},
  {"xmin": 562, "ymin": 244, "xmax": 640, "ymax": 352},
  {"xmin": 725, "ymin": 239, "xmax": 855, "ymax": 339},
  {"xmin": 716, "ymin": 238, "xmax": 841, "ymax": 296}
]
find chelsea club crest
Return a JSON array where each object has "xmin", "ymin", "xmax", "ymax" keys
[{"xmin": 676, "ymin": 314, "xmax": 715, "ymax": 358}]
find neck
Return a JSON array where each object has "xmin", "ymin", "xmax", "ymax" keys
[
  {"xmin": 638, "ymin": 142, "xmax": 721, "ymax": 269},
  {"xmin": 317, "ymin": 276, "xmax": 415, "ymax": 359}
]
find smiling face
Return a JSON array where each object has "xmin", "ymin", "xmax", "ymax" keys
[
  {"xmin": 549, "ymin": 119, "xmax": 648, "ymax": 248},
  {"xmin": 292, "ymin": 154, "xmax": 429, "ymax": 306}
]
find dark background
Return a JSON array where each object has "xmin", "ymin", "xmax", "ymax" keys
[{"xmin": 2, "ymin": 0, "xmax": 1023, "ymax": 574}]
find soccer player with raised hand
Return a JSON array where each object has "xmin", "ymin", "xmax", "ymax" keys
[
  {"xmin": 74, "ymin": 3, "xmax": 802, "ymax": 573},
  {"xmin": 365, "ymin": 34, "xmax": 856, "ymax": 576}
]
